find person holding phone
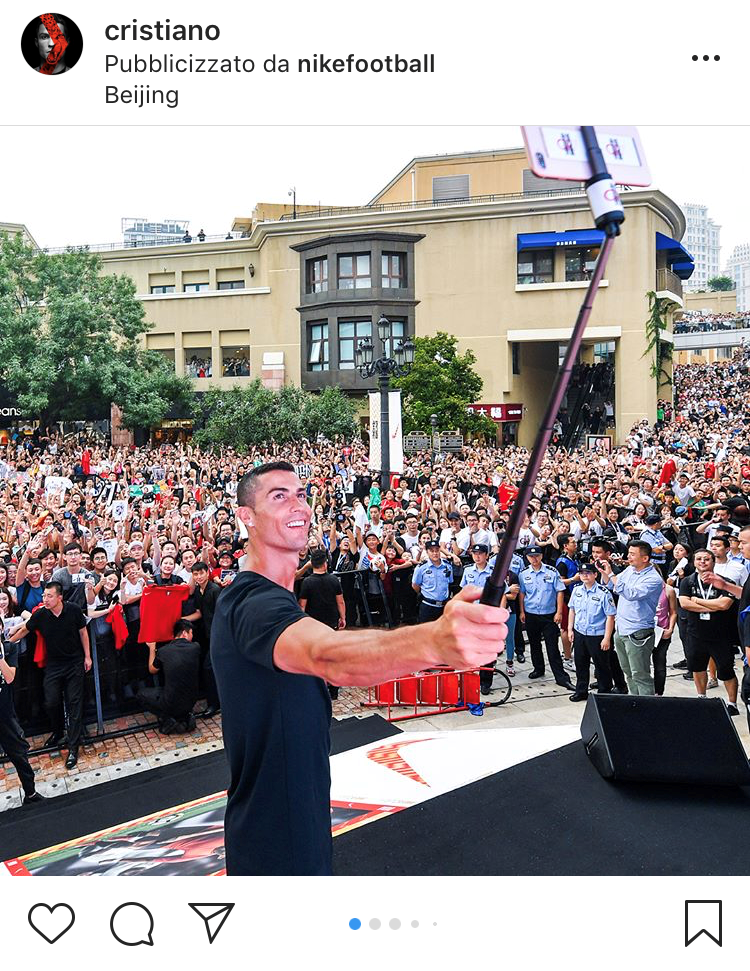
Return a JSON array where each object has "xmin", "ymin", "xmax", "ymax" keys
[{"xmin": 211, "ymin": 462, "xmax": 507, "ymax": 876}]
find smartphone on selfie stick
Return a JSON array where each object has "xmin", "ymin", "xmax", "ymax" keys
[{"xmin": 480, "ymin": 125, "xmax": 639, "ymax": 616}]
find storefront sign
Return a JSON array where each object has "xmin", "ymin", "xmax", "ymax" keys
[{"xmin": 467, "ymin": 403, "xmax": 523, "ymax": 422}]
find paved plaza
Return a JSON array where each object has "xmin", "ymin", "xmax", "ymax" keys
[{"xmin": 2, "ymin": 632, "xmax": 746, "ymax": 813}]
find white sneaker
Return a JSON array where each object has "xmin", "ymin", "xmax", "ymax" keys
[
  {"xmin": 707, "ymin": 678, "xmax": 719, "ymax": 689},
  {"xmin": 563, "ymin": 658, "xmax": 575, "ymax": 672},
  {"xmin": 506, "ymin": 663, "xmax": 515, "ymax": 677}
]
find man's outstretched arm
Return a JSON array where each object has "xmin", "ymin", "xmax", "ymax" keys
[{"xmin": 274, "ymin": 585, "xmax": 508, "ymax": 687}]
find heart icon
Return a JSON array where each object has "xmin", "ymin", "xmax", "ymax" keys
[{"xmin": 28, "ymin": 903, "xmax": 76, "ymax": 944}]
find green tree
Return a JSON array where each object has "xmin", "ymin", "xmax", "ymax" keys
[
  {"xmin": 707, "ymin": 276, "xmax": 735, "ymax": 292},
  {"xmin": 0, "ymin": 231, "xmax": 192, "ymax": 429},
  {"xmin": 301, "ymin": 387, "xmax": 358, "ymax": 441},
  {"xmin": 193, "ymin": 382, "xmax": 358, "ymax": 450},
  {"xmin": 390, "ymin": 332, "xmax": 496, "ymax": 436}
]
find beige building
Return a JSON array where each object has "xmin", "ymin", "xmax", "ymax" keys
[{"xmin": 98, "ymin": 149, "xmax": 691, "ymax": 447}]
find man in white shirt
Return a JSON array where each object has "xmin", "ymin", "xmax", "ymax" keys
[
  {"xmin": 453, "ymin": 511, "xmax": 493, "ymax": 555},
  {"xmin": 672, "ymin": 473, "xmax": 695, "ymax": 507},
  {"xmin": 399, "ymin": 514, "xmax": 422, "ymax": 554}
]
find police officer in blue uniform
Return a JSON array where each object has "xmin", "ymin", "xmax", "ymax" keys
[
  {"xmin": 490, "ymin": 545, "xmax": 526, "ymax": 664},
  {"xmin": 640, "ymin": 513, "xmax": 673, "ymax": 578},
  {"xmin": 489, "ymin": 549, "xmax": 525, "ymax": 576},
  {"xmin": 566, "ymin": 561, "xmax": 617, "ymax": 701},
  {"xmin": 412, "ymin": 540, "xmax": 453, "ymax": 622},
  {"xmin": 461, "ymin": 544, "xmax": 494, "ymax": 692},
  {"xmin": 519, "ymin": 546, "xmax": 573, "ymax": 689}
]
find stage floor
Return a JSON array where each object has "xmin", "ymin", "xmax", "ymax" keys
[{"xmin": 4, "ymin": 716, "xmax": 749, "ymax": 876}]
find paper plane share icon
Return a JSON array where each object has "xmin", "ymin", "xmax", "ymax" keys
[{"xmin": 188, "ymin": 903, "xmax": 235, "ymax": 944}]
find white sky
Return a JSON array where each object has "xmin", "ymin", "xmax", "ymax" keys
[{"xmin": 4, "ymin": 125, "xmax": 747, "ymax": 261}]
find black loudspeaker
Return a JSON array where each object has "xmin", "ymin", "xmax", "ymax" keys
[{"xmin": 581, "ymin": 695, "xmax": 750, "ymax": 786}]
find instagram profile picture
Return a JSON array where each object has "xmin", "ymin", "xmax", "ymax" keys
[{"xmin": 21, "ymin": 13, "xmax": 83, "ymax": 75}]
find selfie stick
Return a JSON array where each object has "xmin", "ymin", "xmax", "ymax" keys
[{"xmin": 480, "ymin": 126, "xmax": 625, "ymax": 609}]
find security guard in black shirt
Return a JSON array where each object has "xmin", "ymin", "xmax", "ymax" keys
[{"xmin": 0, "ymin": 636, "xmax": 44, "ymax": 805}]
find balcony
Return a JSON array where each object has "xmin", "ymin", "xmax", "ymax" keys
[{"xmin": 655, "ymin": 268, "xmax": 683, "ymax": 304}]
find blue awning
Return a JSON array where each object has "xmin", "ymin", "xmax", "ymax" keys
[
  {"xmin": 517, "ymin": 230, "xmax": 605, "ymax": 252},
  {"xmin": 656, "ymin": 232, "xmax": 695, "ymax": 280}
]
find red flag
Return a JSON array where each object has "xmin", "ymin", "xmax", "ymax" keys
[
  {"xmin": 31, "ymin": 604, "xmax": 47, "ymax": 668},
  {"xmin": 106, "ymin": 603, "xmax": 129, "ymax": 651}
]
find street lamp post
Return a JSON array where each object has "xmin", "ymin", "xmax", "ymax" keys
[
  {"xmin": 430, "ymin": 413, "xmax": 438, "ymax": 463},
  {"xmin": 356, "ymin": 314, "xmax": 415, "ymax": 492}
]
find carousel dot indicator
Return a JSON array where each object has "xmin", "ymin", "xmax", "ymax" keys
[
  {"xmin": 389, "ymin": 918, "xmax": 401, "ymax": 930},
  {"xmin": 349, "ymin": 918, "xmax": 361, "ymax": 930},
  {"xmin": 369, "ymin": 918, "xmax": 381, "ymax": 930},
  {"xmin": 411, "ymin": 920, "xmax": 419, "ymax": 928}
]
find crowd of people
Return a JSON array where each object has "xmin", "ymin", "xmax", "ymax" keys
[
  {"xmin": 185, "ymin": 355, "xmax": 213, "ymax": 378},
  {"xmin": 674, "ymin": 311, "xmax": 750, "ymax": 334},
  {"xmin": 2, "ymin": 343, "xmax": 750, "ymax": 804}
]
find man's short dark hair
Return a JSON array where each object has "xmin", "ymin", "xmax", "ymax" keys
[
  {"xmin": 63, "ymin": 542, "xmax": 82, "ymax": 554},
  {"xmin": 627, "ymin": 540, "xmax": 652, "ymax": 559},
  {"xmin": 91, "ymin": 546, "xmax": 107, "ymax": 559},
  {"xmin": 237, "ymin": 461, "xmax": 296, "ymax": 509},
  {"xmin": 121, "ymin": 557, "xmax": 137, "ymax": 568},
  {"xmin": 174, "ymin": 619, "xmax": 193, "ymax": 636},
  {"xmin": 191, "ymin": 561, "xmax": 209, "ymax": 573},
  {"xmin": 25, "ymin": 557, "xmax": 42, "ymax": 569},
  {"xmin": 310, "ymin": 549, "xmax": 328, "ymax": 568},
  {"xmin": 591, "ymin": 539, "xmax": 612, "ymax": 554},
  {"xmin": 710, "ymin": 535, "xmax": 730, "ymax": 549},
  {"xmin": 37, "ymin": 14, "xmax": 69, "ymax": 39},
  {"xmin": 44, "ymin": 580, "xmax": 64, "ymax": 596}
]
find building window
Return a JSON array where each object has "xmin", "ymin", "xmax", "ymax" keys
[
  {"xmin": 383, "ymin": 318, "xmax": 406, "ymax": 358},
  {"xmin": 565, "ymin": 246, "xmax": 600, "ymax": 282},
  {"xmin": 151, "ymin": 348, "xmax": 175, "ymax": 368},
  {"xmin": 217, "ymin": 280, "xmax": 245, "ymax": 290},
  {"xmin": 184, "ymin": 282, "xmax": 209, "ymax": 293},
  {"xmin": 185, "ymin": 349, "xmax": 212, "ymax": 378},
  {"xmin": 150, "ymin": 285, "xmax": 175, "ymax": 295},
  {"xmin": 306, "ymin": 257, "xmax": 328, "ymax": 294},
  {"xmin": 222, "ymin": 346, "xmax": 250, "ymax": 376},
  {"xmin": 382, "ymin": 253, "xmax": 406, "ymax": 288},
  {"xmin": 338, "ymin": 254, "xmax": 371, "ymax": 290},
  {"xmin": 593, "ymin": 341, "xmax": 616, "ymax": 364},
  {"xmin": 512, "ymin": 343, "xmax": 520, "ymax": 375},
  {"xmin": 517, "ymin": 250, "xmax": 553, "ymax": 285},
  {"xmin": 338, "ymin": 319, "xmax": 371, "ymax": 369},
  {"xmin": 308, "ymin": 321, "xmax": 329, "ymax": 372}
]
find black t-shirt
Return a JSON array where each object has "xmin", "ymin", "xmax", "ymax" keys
[
  {"xmin": 154, "ymin": 639, "xmax": 201, "ymax": 714},
  {"xmin": 299, "ymin": 572, "xmax": 343, "ymax": 629},
  {"xmin": 25, "ymin": 603, "xmax": 87, "ymax": 664},
  {"xmin": 0, "ymin": 639, "xmax": 18, "ymax": 689},
  {"xmin": 193, "ymin": 580, "xmax": 221, "ymax": 643},
  {"xmin": 679, "ymin": 573, "xmax": 734, "ymax": 642},
  {"xmin": 211, "ymin": 571, "xmax": 332, "ymax": 876}
]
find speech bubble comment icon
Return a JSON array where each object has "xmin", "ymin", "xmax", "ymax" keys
[{"xmin": 110, "ymin": 903, "xmax": 155, "ymax": 947}]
